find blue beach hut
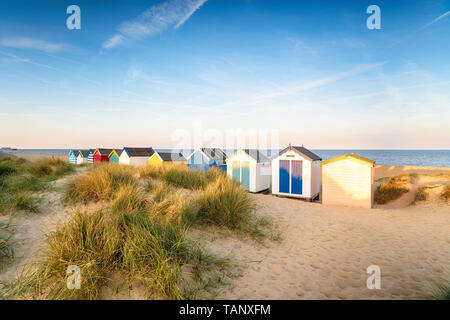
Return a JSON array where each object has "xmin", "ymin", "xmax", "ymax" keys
[{"xmin": 187, "ymin": 148, "xmax": 227, "ymax": 172}]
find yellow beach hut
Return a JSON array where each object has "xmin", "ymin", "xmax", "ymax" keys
[
  {"xmin": 321, "ymin": 153, "xmax": 375, "ymax": 208},
  {"xmin": 148, "ymin": 151, "xmax": 187, "ymax": 167}
]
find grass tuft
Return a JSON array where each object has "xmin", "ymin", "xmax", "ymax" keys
[
  {"xmin": 64, "ymin": 164, "xmax": 136, "ymax": 204},
  {"xmin": 0, "ymin": 221, "xmax": 14, "ymax": 267},
  {"xmin": 414, "ymin": 187, "xmax": 427, "ymax": 203},
  {"xmin": 196, "ymin": 174, "xmax": 254, "ymax": 229},
  {"xmin": 13, "ymin": 205, "xmax": 224, "ymax": 300},
  {"xmin": 430, "ymin": 281, "xmax": 450, "ymax": 300},
  {"xmin": 30, "ymin": 158, "xmax": 74, "ymax": 180},
  {"xmin": 375, "ymin": 175, "xmax": 410, "ymax": 204},
  {"xmin": 440, "ymin": 184, "xmax": 450, "ymax": 202}
]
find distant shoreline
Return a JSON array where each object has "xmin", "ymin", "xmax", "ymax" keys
[{"xmin": 3, "ymin": 148, "xmax": 449, "ymax": 167}]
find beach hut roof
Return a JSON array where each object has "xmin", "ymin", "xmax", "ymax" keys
[
  {"xmin": 78, "ymin": 150, "xmax": 90, "ymax": 157},
  {"xmin": 321, "ymin": 153, "xmax": 375, "ymax": 167},
  {"xmin": 95, "ymin": 148, "xmax": 114, "ymax": 156},
  {"xmin": 156, "ymin": 151, "xmax": 186, "ymax": 162},
  {"xmin": 123, "ymin": 147, "xmax": 154, "ymax": 157},
  {"xmin": 278, "ymin": 146, "xmax": 322, "ymax": 161},
  {"xmin": 200, "ymin": 148, "xmax": 227, "ymax": 161},
  {"xmin": 229, "ymin": 149, "xmax": 270, "ymax": 163},
  {"xmin": 109, "ymin": 149, "xmax": 121, "ymax": 158}
]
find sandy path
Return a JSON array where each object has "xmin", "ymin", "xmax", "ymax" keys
[
  {"xmin": 0, "ymin": 170, "xmax": 84, "ymax": 286},
  {"xmin": 198, "ymin": 194, "xmax": 450, "ymax": 299}
]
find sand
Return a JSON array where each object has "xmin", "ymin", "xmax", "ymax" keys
[
  {"xmin": 375, "ymin": 164, "xmax": 450, "ymax": 180},
  {"xmin": 195, "ymin": 194, "xmax": 449, "ymax": 299}
]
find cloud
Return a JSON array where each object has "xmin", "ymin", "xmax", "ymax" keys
[
  {"xmin": 102, "ymin": 34, "xmax": 125, "ymax": 50},
  {"xmin": 123, "ymin": 66, "xmax": 142, "ymax": 86},
  {"xmin": 424, "ymin": 11, "xmax": 450, "ymax": 28},
  {"xmin": 212, "ymin": 62, "xmax": 386, "ymax": 109},
  {"xmin": 0, "ymin": 37, "xmax": 67, "ymax": 53},
  {"xmin": 0, "ymin": 50, "xmax": 58, "ymax": 70},
  {"xmin": 103, "ymin": 0, "xmax": 207, "ymax": 50}
]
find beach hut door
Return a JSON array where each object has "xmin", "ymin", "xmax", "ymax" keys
[
  {"xmin": 291, "ymin": 160, "xmax": 303, "ymax": 195},
  {"xmin": 232, "ymin": 161, "xmax": 240, "ymax": 182},
  {"xmin": 279, "ymin": 160, "xmax": 290, "ymax": 193},
  {"xmin": 232, "ymin": 161, "xmax": 250, "ymax": 190},
  {"xmin": 241, "ymin": 161, "xmax": 250, "ymax": 190}
]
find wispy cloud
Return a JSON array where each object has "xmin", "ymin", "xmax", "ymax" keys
[
  {"xmin": 212, "ymin": 62, "xmax": 386, "ymax": 109},
  {"xmin": 103, "ymin": 0, "xmax": 207, "ymax": 50},
  {"xmin": 123, "ymin": 66, "xmax": 143, "ymax": 86},
  {"xmin": 0, "ymin": 50, "xmax": 58, "ymax": 70},
  {"xmin": 103, "ymin": 35, "xmax": 125, "ymax": 50},
  {"xmin": 0, "ymin": 37, "xmax": 67, "ymax": 53},
  {"xmin": 424, "ymin": 11, "xmax": 450, "ymax": 28}
]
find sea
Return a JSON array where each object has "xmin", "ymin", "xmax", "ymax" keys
[{"xmin": 3, "ymin": 148, "xmax": 450, "ymax": 167}]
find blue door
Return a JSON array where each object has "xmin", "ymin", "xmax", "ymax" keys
[
  {"xmin": 232, "ymin": 162, "xmax": 240, "ymax": 182},
  {"xmin": 279, "ymin": 160, "xmax": 290, "ymax": 193},
  {"xmin": 291, "ymin": 160, "xmax": 303, "ymax": 195},
  {"xmin": 241, "ymin": 161, "xmax": 250, "ymax": 190}
]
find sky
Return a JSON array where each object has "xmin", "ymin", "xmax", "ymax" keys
[{"xmin": 0, "ymin": 0, "xmax": 449, "ymax": 149}]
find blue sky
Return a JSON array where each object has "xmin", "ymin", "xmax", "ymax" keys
[{"xmin": 0, "ymin": 0, "xmax": 449, "ymax": 149}]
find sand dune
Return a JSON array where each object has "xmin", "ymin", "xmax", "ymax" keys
[{"xmin": 196, "ymin": 194, "xmax": 449, "ymax": 299}]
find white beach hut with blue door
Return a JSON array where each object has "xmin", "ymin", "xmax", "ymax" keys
[
  {"xmin": 271, "ymin": 145, "xmax": 322, "ymax": 200},
  {"xmin": 226, "ymin": 149, "xmax": 271, "ymax": 192},
  {"xmin": 187, "ymin": 148, "xmax": 227, "ymax": 171}
]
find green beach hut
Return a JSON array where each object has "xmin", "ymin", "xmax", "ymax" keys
[{"xmin": 108, "ymin": 149, "xmax": 121, "ymax": 163}]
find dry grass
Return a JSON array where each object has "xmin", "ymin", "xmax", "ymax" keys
[
  {"xmin": 414, "ymin": 186, "xmax": 427, "ymax": 203},
  {"xmin": 9, "ymin": 162, "xmax": 265, "ymax": 299},
  {"xmin": 375, "ymin": 174, "xmax": 411, "ymax": 205},
  {"xmin": 11, "ymin": 204, "xmax": 225, "ymax": 300},
  {"xmin": 0, "ymin": 220, "xmax": 14, "ymax": 268},
  {"xmin": 196, "ymin": 174, "xmax": 254, "ymax": 229},
  {"xmin": 0, "ymin": 157, "xmax": 74, "ymax": 214},
  {"xmin": 64, "ymin": 164, "xmax": 136, "ymax": 204},
  {"xmin": 440, "ymin": 184, "xmax": 450, "ymax": 202}
]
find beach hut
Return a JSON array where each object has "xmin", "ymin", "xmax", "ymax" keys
[
  {"xmin": 271, "ymin": 145, "xmax": 322, "ymax": 200},
  {"xmin": 148, "ymin": 151, "xmax": 187, "ymax": 167},
  {"xmin": 226, "ymin": 149, "xmax": 271, "ymax": 192},
  {"xmin": 76, "ymin": 150, "xmax": 89, "ymax": 164},
  {"xmin": 321, "ymin": 153, "xmax": 375, "ymax": 209},
  {"xmin": 187, "ymin": 148, "xmax": 227, "ymax": 171},
  {"xmin": 87, "ymin": 149, "xmax": 94, "ymax": 163},
  {"xmin": 108, "ymin": 149, "xmax": 121, "ymax": 164},
  {"xmin": 93, "ymin": 148, "xmax": 113, "ymax": 163},
  {"xmin": 68, "ymin": 150, "xmax": 78, "ymax": 164},
  {"xmin": 119, "ymin": 147, "xmax": 154, "ymax": 166}
]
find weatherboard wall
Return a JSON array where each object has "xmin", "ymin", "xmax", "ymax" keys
[{"xmin": 321, "ymin": 158, "xmax": 374, "ymax": 208}]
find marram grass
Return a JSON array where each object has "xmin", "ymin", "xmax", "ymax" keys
[{"xmin": 64, "ymin": 164, "xmax": 136, "ymax": 204}]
